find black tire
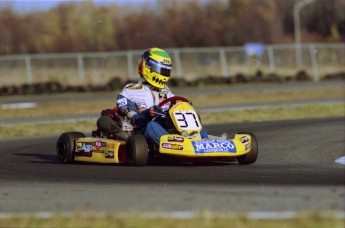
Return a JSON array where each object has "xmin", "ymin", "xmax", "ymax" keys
[
  {"xmin": 236, "ymin": 132, "xmax": 258, "ymax": 165},
  {"xmin": 126, "ymin": 134, "xmax": 149, "ymax": 166},
  {"xmin": 56, "ymin": 132, "xmax": 85, "ymax": 164}
]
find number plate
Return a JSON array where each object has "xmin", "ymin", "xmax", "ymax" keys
[{"xmin": 172, "ymin": 110, "xmax": 201, "ymax": 131}]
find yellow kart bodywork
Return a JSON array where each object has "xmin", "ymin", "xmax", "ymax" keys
[
  {"xmin": 157, "ymin": 99, "xmax": 255, "ymax": 162},
  {"xmin": 74, "ymin": 137, "xmax": 127, "ymax": 164},
  {"xmin": 71, "ymin": 133, "xmax": 253, "ymax": 164},
  {"xmin": 159, "ymin": 133, "xmax": 252, "ymax": 159}
]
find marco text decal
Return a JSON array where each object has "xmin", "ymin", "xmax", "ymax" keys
[{"xmin": 192, "ymin": 140, "xmax": 236, "ymax": 154}]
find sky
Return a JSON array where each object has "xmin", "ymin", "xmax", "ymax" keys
[
  {"xmin": 0, "ymin": 0, "xmax": 158, "ymax": 12},
  {"xmin": 0, "ymin": 0, "xmax": 218, "ymax": 13}
]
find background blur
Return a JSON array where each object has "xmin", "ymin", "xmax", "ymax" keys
[{"xmin": 0, "ymin": 0, "xmax": 344, "ymax": 89}]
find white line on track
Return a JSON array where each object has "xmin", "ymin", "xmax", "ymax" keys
[
  {"xmin": 1, "ymin": 102, "xmax": 37, "ymax": 109},
  {"xmin": 0, "ymin": 210, "xmax": 344, "ymax": 220},
  {"xmin": 335, "ymin": 156, "xmax": 345, "ymax": 166}
]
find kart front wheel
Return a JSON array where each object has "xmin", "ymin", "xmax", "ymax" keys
[
  {"xmin": 236, "ymin": 132, "xmax": 258, "ymax": 165},
  {"xmin": 56, "ymin": 132, "xmax": 85, "ymax": 164},
  {"xmin": 126, "ymin": 135, "xmax": 149, "ymax": 166}
]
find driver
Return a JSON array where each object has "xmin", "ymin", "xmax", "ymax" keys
[{"xmin": 97, "ymin": 47, "xmax": 208, "ymax": 144}]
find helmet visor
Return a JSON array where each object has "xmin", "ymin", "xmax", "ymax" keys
[{"xmin": 147, "ymin": 59, "xmax": 171, "ymax": 76}]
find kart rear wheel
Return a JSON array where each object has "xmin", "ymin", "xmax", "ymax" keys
[
  {"xmin": 56, "ymin": 132, "xmax": 85, "ymax": 164},
  {"xmin": 126, "ymin": 135, "xmax": 148, "ymax": 166},
  {"xmin": 236, "ymin": 132, "xmax": 258, "ymax": 165}
]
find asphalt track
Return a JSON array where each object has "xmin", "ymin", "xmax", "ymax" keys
[{"xmin": 0, "ymin": 117, "xmax": 344, "ymax": 213}]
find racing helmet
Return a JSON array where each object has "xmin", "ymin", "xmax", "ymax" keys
[{"xmin": 138, "ymin": 47, "xmax": 172, "ymax": 89}]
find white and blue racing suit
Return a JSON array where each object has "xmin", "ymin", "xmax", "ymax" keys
[{"xmin": 117, "ymin": 81, "xmax": 208, "ymax": 144}]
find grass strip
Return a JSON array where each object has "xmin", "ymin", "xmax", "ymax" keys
[
  {"xmin": 0, "ymin": 87, "xmax": 344, "ymax": 120},
  {"xmin": 189, "ymin": 87, "xmax": 345, "ymax": 108},
  {"xmin": 0, "ymin": 211, "xmax": 343, "ymax": 228},
  {"xmin": 0, "ymin": 103, "xmax": 343, "ymax": 138},
  {"xmin": 199, "ymin": 103, "xmax": 345, "ymax": 124}
]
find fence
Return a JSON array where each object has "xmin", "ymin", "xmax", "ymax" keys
[{"xmin": 0, "ymin": 43, "xmax": 344, "ymax": 86}]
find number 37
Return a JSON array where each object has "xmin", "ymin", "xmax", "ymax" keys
[{"xmin": 174, "ymin": 111, "xmax": 200, "ymax": 129}]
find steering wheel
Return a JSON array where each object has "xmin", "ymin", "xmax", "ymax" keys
[
  {"xmin": 158, "ymin": 96, "xmax": 190, "ymax": 108},
  {"xmin": 154, "ymin": 96, "xmax": 190, "ymax": 130}
]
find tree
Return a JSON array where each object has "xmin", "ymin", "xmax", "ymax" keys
[{"xmin": 0, "ymin": 0, "xmax": 342, "ymax": 55}]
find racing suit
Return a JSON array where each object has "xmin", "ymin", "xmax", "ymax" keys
[{"xmin": 116, "ymin": 80, "xmax": 208, "ymax": 145}]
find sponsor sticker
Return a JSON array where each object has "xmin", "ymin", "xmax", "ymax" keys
[
  {"xmin": 76, "ymin": 143, "xmax": 82, "ymax": 151},
  {"xmin": 168, "ymin": 136, "xmax": 184, "ymax": 142},
  {"xmin": 241, "ymin": 136, "xmax": 249, "ymax": 143},
  {"xmin": 136, "ymin": 102, "xmax": 147, "ymax": 109},
  {"xmin": 128, "ymin": 85, "xmax": 143, "ymax": 90},
  {"xmin": 192, "ymin": 140, "xmax": 236, "ymax": 154},
  {"xmin": 149, "ymin": 59, "xmax": 172, "ymax": 69},
  {"xmin": 159, "ymin": 92, "xmax": 168, "ymax": 99},
  {"xmin": 93, "ymin": 140, "xmax": 106, "ymax": 150},
  {"xmin": 161, "ymin": 143, "xmax": 184, "ymax": 150},
  {"xmin": 117, "ymin": 98, "xmax": 127, "ymax": 107},
  {"xmin": 79, "ymin": 142, "xmax": 93, "ymax": 153},
  {"xmin": 107, "ymin": 144, "xmax": 115, "ymax": 149},
  {"xmin": 105, "ymin": 151, "xmax": 114, "ymax": 158},
  {"xmin": 245, "ymin": 143, "xmax": 251, "ymax": 150},
  {"xmin": 76, "ymin": 142, "xmax": 93, "ymax": 157}
]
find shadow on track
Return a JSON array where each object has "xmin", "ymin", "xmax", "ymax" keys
[{"xmin": 15, "ymin": 153, "xmax": 59, "ymax": 164}]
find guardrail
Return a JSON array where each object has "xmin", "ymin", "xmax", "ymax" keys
[{"xmin": 0, "ymin": 43, "xmax": 344, "ymax": 87}]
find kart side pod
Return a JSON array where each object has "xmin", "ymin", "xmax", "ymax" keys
[
  {"xmin": 56, "ymin": 132, "xmax": 127, "ymax": 164},
  {"xmin": 56, "ymin": 132, "xmax": 149, "ymax": 166},
  {"xmin": 158, "ymin": 132, "xmax": 258, "ymax": 165}
]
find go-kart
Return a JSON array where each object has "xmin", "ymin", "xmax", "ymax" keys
[{"xmin": 56, "ymin": 96, "xmax": 258, "ymax": 166}]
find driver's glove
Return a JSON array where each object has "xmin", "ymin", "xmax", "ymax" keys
[
  {"xmin": 131, "ymin": 105, "xmax": 164, "ymax": 127},
  {"xmin": 133, "ymin": 106, "xmax": 165, "ymax": 125},
  {"xmin": 149, "ymin": 105, "xmax": 164, "ymax": 118}
]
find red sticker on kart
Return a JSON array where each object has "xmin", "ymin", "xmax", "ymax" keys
[{"xmin": 93, "ymin": 140, "xmax": 106, "ymax": 150}]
